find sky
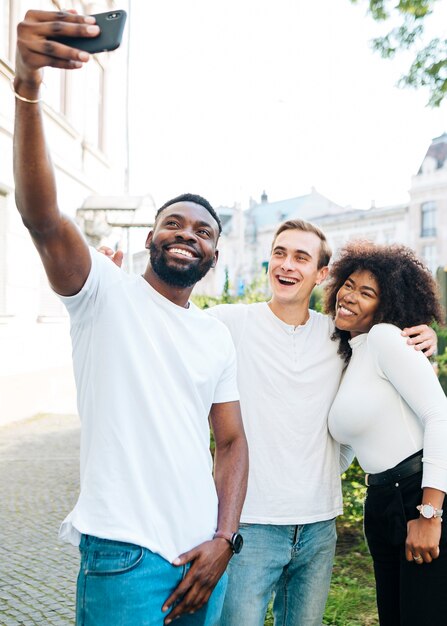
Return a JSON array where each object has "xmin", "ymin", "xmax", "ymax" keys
[{"xmin": 127, "ymin": 0, "xmax": 447, "ymax": 211}]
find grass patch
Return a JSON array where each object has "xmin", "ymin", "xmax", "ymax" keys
[{"xmin": 323, "ymin": 527, "xmax": 378, "ymax": 626}]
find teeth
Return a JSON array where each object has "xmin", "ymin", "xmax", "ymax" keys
[
  {"xmin": 278, "ymin": 276, "xmax": 297, "ymax": 284},
  {"xmin": 171, "ymin": 248, "xmax": 193, "ymax": 258},
  {"xmin": 339, "ymin": 305, "xmax": 354, "ymax": 315}
]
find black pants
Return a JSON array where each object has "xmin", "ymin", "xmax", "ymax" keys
[{"xmin": 364, "ymin": 460, "xmax": 447, "ymax": 626}]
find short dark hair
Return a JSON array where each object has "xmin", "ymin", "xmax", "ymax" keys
[
  {"xmin": 272, "ymin": 219, "xmax": 332, "ymax": 269},
  {"xmin": 323, "ymin": 240, "xmax": 444, "ymax": 362},
  {"xmin": 155, "ymin": 193, "xmax": 222, "ymax": 235}
]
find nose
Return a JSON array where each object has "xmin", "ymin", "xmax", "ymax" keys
[
  {"xmin": 343, "ymin": 290, "xmax": 357, "ymax": 303},
  {"xmin": 175, "ymin": 226, "xmax": 197, "ymax": 243},
  {"xmin": 280, "ymin": 256, "xmax": 294, "ymax": 271}
]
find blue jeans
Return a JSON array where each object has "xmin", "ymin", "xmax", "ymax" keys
[
  {"xmin": 220, "ymin": 520, "xmax": 336, "ymax": 626},
  {"xmin": 76, "ymin": 535, "xmax": 228, "ymax": 626}
]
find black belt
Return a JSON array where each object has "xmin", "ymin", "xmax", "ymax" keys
[{"xmin": 365, "ymin": 452, "xmax": 423, "ymax": 487}]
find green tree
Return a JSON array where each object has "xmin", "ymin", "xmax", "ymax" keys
[{"xmin": 351, "ymin": 0, "xmax": 447, "ymax": 106}]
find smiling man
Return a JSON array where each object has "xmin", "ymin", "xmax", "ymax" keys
[
  {"xmin": 12, "ymin": 10, "xmax": 248, "ymax": 626},
  {"xmin": 208, "ymin": 220, "xmax": 345, "ymax": 626}
]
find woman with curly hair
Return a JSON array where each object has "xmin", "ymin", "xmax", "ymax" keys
[{"xmin": 325, "ymin": 241, "xmax": 447, "ymax": 626}]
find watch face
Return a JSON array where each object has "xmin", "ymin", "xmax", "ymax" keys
[
  {"xmin": 422, "ymin": 504, "xmax": 435, "ymax": 518},
  {"xmin": 232, "ymin": 533, "xmax": 243, "ymax": 554}
]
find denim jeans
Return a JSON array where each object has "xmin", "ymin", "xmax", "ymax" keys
[
  {"xmin": 364, "ymin": 467, "xmax": 447, "ymax": 626},
  {"xmin": 219, "ymin": 519, "xmax": 336, "ymax": 626},
  {"xmin": 76, "ymin": 535, "xmax": 228, "ymax": 626}
]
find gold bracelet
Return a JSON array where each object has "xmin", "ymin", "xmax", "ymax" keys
[{"xmin": 10, "ymin": 78, "xmax": 42, "ymax": 104}]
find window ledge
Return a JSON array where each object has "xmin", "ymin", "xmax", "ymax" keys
[
  {"xmin": 37, "ymin": 316, "xmax": 67, "ymax": 324},
  {"xmin": 0, "ymin": 315, "xmax": 14, "ymax": 324}
]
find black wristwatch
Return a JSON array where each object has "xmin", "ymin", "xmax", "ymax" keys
[{"xmin": 213, "ymin": 530, "xmax": 243, "ymax": 554}]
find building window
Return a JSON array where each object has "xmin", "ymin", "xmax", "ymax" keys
[
  {"xmin": 0, "ymin": 193, "xmax": 8, "ymax": 315},
  {"xmin": 0, "ymin": 0, "xmax": 13, "ymax": 61},
  {"xmin": 84, "ymin": 59, "xmax": 105, "ymax": 149},
  {"xmin": 37, "ymin": 267, "xmax": 66, "ymax": 320},
  {"xmin": 421, "ymin": 201, "xmax": 436, "ymax": 237},
  {"xmin": 43, "ymin": 67, "xmax": 65, "ymax": 113},
  {"xmin": 422, "ymin": 244, "xmax": 437, "ymax": 274}
]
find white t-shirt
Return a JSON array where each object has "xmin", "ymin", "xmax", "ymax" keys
[
  {"xmin": 329, "ymin": 323, "xmax": 447, "ymax": 493},
  {"xmin": 57, "ymin": 249, "xmax": 239, "ymax": 563},
  {"xmin": 207, "ymin": 303, "xmax": 346, "ymax": 524}
]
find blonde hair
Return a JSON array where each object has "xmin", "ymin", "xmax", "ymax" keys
[{"xmin": 272, "ymin": 219, "xmax": 332, "ymax": 268}]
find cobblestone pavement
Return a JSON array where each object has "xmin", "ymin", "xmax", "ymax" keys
[{"xmin": 0, "ymin": 414, "xmax": 81, "ymax": 625}]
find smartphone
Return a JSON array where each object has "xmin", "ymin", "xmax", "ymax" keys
[{"xmin": 50, "ymin": 10, "xmax": 127, "ymax": 54}]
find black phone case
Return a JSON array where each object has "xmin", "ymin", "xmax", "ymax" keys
[{"xmin": 50, "ymin": 10, "xmax": 127, "ymax": 54}]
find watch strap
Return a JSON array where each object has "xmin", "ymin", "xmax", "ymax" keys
[{"xmin": 213, "ymin": 530, "xmax": 234, "ymax": 544}]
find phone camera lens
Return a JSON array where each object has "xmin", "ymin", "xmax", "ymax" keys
[{"xmin": 107, "ymin": 12, "xmax": 119, "ymax": 20}]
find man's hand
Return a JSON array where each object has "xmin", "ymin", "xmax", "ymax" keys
[
  {"xmin": 97, "ymin": 246, "xmax": 124, "ymax": 268},
  {"xmin": 162, "ymin": 538, "xmax": 232, "ymax": 624},
  {"xmin": 15, "ymin": 10, "xmax": 99, "ymax": 93},
  {"xmin": 402, "ymin": 325, "xmax": 437, "ymax": 357}
]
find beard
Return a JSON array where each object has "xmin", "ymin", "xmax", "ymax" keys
[{"xmin": 149, "ymin": 240, "xmax": 214, "ymax": 288}]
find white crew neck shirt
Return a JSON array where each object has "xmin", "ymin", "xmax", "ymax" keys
[
  {"xmin": 207, "ymin": 302, "xmax": 346, "ymax": 524},
  {"xmin": 57, "ymin": 249, "xmax": 239, "ymax": 563},
  {"xmin": 329, "ymin": 324, "xmax": 447, "ymax": 492}
]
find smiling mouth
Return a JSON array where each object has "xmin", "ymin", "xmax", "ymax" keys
[
  {"xmin": 167, "ymin": 247, "xmax": 198, "ymax": 259},
  {"xmin": 338, "ymin": 304, "xmax": 355, "ymax": 316},
  {"xmin": 276, "ymin": 275, "xmax": 298, "ymax": 286}
]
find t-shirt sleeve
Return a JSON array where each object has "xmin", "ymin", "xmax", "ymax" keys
[
  {"xmin": 206, "ymin": 304, "xmax": 247, "ymax": 348},
  {"xmin": 212, "ymin": 333, "xmax": 240, "ymax": 404},
  {"xmin": 368, "ymin": 323, "xmax": 447, "ymax": 492},
  {"xmin": 57, "ymin": 247, "xmax": 121, "ymax": 324}
]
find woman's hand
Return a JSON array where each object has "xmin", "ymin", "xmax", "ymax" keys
[{"xmin": 405, "ymin": 517, "xmax": 442, "ymax": 564}]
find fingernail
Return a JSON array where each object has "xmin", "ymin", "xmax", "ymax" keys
[
  {"xmin": 84, "ymin": 16, "xmax": 96, "ymax": 24},
  {"xmin": 172, "ymin": 558, "xmax": 181, "ymax": 565},
  {"xmin": 78, "ymin": 51, "xmax": 89, "ymax": 61},
  {"xmin": 165, "ymin": 620, "xmax": 171, "ymax": 625},
  {"xmin": 87, "ymin": 25, "xmax": 100, "ymax": 34},
  {"xmin": 71, "ymin": 61, "xmax": 83, "ymax": 68}
]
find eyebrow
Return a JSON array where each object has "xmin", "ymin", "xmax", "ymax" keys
[
  {"xmin": 162, "ymin": 213, "xmax": 215, "ymax": 230},
  {"xmin": 273, "ymin": 245, "xmax": 312, "ymax": 258},
  {"xmin": 346, "ymin": 277, "xmax": 379, "ymax": 296}
]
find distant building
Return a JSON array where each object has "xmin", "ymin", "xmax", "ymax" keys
[
  {"xmin": 408, "ymin": 133, "xmax": 447, "ymax": 273},
  {"xmin": 215, "ymin": 134, "xmax": 447, "ymax": 297},
  {"xmin": 0, "ymin": 0, "xmax": 129, "ymax": 424}
]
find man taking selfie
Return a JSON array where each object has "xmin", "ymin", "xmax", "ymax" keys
[{"xmin": 12, "ymin": 10, "xmax": 248, "ymax": 626}]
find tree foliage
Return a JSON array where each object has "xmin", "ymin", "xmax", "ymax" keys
[{"xmin": 351, "ymin": 0, "xmax": 447, "ymax": 106}]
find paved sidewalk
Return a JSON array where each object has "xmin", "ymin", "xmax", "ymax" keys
[{"xmin": 0, "ymin": 414, "xmax": 81, "ymax": 625}]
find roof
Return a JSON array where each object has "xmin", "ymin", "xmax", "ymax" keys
[
  {"xmin": 418, "ymin": 133, "xmax": 447, "ymax": 173},
  {"xmin": 246, "ymin": 189, "xmax": 346, "ymax": 230}
]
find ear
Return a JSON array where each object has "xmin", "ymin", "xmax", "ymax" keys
[
  {"xmin": 211, "ymin": 250, "xmax": 219, "ymax": 268},
  {"xmin": 315, "ymin": 266, "xmax": 329, "ymax": 286},
  {"xmin": 145, "ymin": 230, "xmax": 153, "ymax": 250}
]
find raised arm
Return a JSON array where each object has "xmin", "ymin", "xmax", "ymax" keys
[
  {"xmin": 13, "ymin": 10, "xmax": 100, "ymax": 295},
  {"xmin": 161, "ymin": 400, "xmax": 248, "ymax": 624}
]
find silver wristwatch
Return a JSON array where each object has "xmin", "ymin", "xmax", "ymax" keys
[{"xmin": 416, "ymin": 503, "xmax": 443, "ymax": 520}]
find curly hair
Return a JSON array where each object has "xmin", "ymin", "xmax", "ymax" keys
[{"xmin": 323, "ymin": 241, "xmax": 444, "ymax": 363}]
